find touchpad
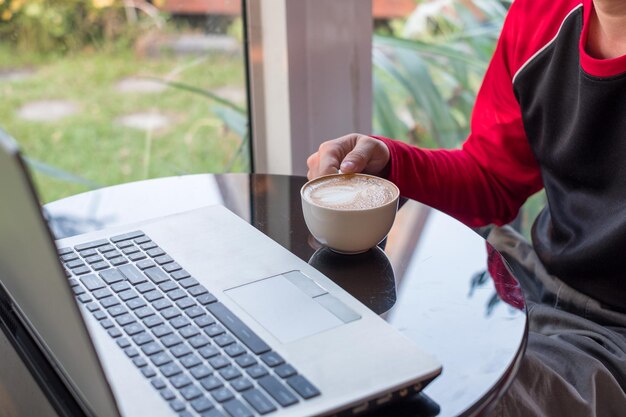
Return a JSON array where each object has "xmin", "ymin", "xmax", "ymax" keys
[{"xmin": 225, "ymin": 272, "xmax": 359, "ymax": 343}]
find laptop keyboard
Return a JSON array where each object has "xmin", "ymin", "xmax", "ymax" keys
[{"xmin": 58, "ymin": 230, "xmax": 320, "ymax": 417}]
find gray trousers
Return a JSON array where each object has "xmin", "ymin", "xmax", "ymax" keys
[{"xmin": 485, "ymin": 226, "xmax": 626, "ymax": 417}]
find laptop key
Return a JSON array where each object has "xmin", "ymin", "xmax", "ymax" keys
[
  {"xmin": 116, "ymin": 338, "xmax": 131, "ymax": 349},
  {"xmin": 204, "ymin": 324, "xmax": 225, "ymax": 337},
  {"xmin": 140, "ymin": 241, "xmax": 157, "ymax": 251},
  {"xmin": 144, "ymin": 315, "xmax": 164, "ymax": 328},
  {"xmin": 208, "ymin": 355, "xmax": 230, "ymax": 370},
  {"xmin": 155, "ymin": 255, "xmax": 174, "ymax": 265},
  {"xmin": 151, "ymin": 378, "xmax": 167, "ymax": 390},
  {"xmin": 235, "ymin": 355, "xmax": 256, "ymax": 368},
  {"xmin": 79, "ymin": 249, "xmax": 98, "ymax": 258},
  {"xmin": 107, "ymin": 305, "xmax": 128, "ymax": 317},
  {"xmin": 58, "ymin": 247, "xmax": 74, "ymax": 256},
  {"xmin": 86, "ymin": 302, "xmax": 100, "ymax": 312},
  {"xmin": 214, "ymin": 334, "xmax": 235, "ymax": 347},
  {"xmin": 189, "ymin": 335, "xmax": 210, "ymax": 349},
  {"xmin": 161, "ymin": 334, "xmax": 183, "ymax": 348},
  {"xmin": 219, "ymin": 366, "xmax": 242, "ymax": 381},
  {"xmin": 207, "ymin": 303, "xmax": 271, "ymax": 355},
  {"xmin": 136, "ymin": 259, "xmax": 155, "ymax": 269},
  {"xmin": 127, "ymin": 297, "xmax": 147, "ymax": 310},
  {"xmin": 230, "ymin": 377, "xmax": 253, "ymax": 393},
  {"xmin": 242, "ymin": 389, "xmax": 277, "ymax": 415},
  {"xmin": 171, "ymin": 269, "xmax": 191, "ymax": 280},
  {"xmin": 108, "ymin": 328, "xmax": 122, "ymax": 338},
  {"xmin": 159, "ymin": 281, "xmax": 178, "ymax": 293},
  {"xmin": 147, "ymin": 247, "xmax": 165, "ymax": 258},
  {"xmin": 167, "ymin": 289, "xmax": 187, "ymax": 301},
  {"xmin": 132, "ymin": 332, "xmax": 154, "ymax": 346},
  {"xmin": 85, "ymin": 255, "xmax": 104, "ymax": 264},
  {"xmin": 180, "ymin": 354, "xmax": 202, "ymax": 369},
  {"xmin": 98, "ymin": 244, "xmax": 116, "ymax": 253},
  {"xmin": 152, "ymin": 324, "xmax": 173, "ymax": 338},
  {"xmin": 145, "ymin": 267, "xmax": 169, "ymax": 284},
  {"xmin": 164, "ymin": 262, "xmax": 182, "ymax": 273},
  {"xmin": 222, "ymin": 399, "xmax": 252, "ymax": 417},
  {"xmin": 144, "ymin": 290, "xmax": 163, "ymax": 302},
  {"xmin": 92, "ymin": 261, "xmax": 110, "ymax": 271},
  {"xmin": 119, "ymin": 264, "xmax": 147, "ymax": 285},
  {"xmin": 286, "ymin": 375, "xmax": 320, "ymax": 399},
  {"xmin": 190, "ymin": 396, "xmax": 214, "ymax": 413},
  {"xmin": 116, "ymin": 240, "xmax": 134, "ymax": 249},
  {"xmin": 141, "ymin": 367, "xmax": 156, "ymax": 378},
  {"xmin": 72, "ymin": 266, "xmax": 91, "ymax": 276},
  {"xmin": 246, "ymin": 365, "xmax": 268, "ymax": 379},
  {"xmin": 211, "ymin": 387, "xmax": 234, "ymax": 403},
  {"xmin": 92, "ymin": 288, "xmax": 113, "ymax": 299},
  {"xmin": 200, "ymin": 375, "xmax": 223, "ymax": 391},
  {"xmin": 260, "ymin": 352, "xmax": 285, "ymax": 367},
  {"xmin": 162, "ymin": 307, "xmax": 181, "ymax": 320},
  {"xmin": 123, "ymin": 322, "xmax": 144, "ymax": 336},
  {"xmin": 116, "ymin": 314, "xmax": 136, "ymax": 326},
  {"xmin": 224, "ymin": 344, "xmax": 246, "ymax": 358},
  {"xmin": 171, "ymin": 344, "xmax": 192, "ymax": 358},
  {"xmin": 275, "ymin": 364, "xmax": 297, "ymax": 379},
  {"xmin": 103, "ymin": 250, "xmax": 121, "ymax": 260},
  {"xmin": 77, "ymin": 294, "xmax": 92, "ymax": 303},
  {"xmin": 99, "ymin": 268, "xmax": 124, "ymax": 285},
  {"xmin": 141, "ymin": 342, "xmax": 163, "ymax": 356},
  {"xmin": 133, "ymin": 356, "xmax": 148, "ymax": 368},
  {"xmin": 180, "ymin": 384, "xmax": 203, "ymax": 401},
  {"xmin": 178, "ymin": 277, "xmax": 200, "ymax": 289},
  {"xmin": 188, "ymin": 285, "xmax": 208, "ymax": 297},
  {"xmin": 195, "ymin": 315, "xmax": 216, "ymax": 328},
  {"xmin": 100, "ymin": 296, "xmax": 120, "ymax": 308},
  {"xmin": 258, "ymin": 375, "xmax": 298, "ymax": 407},
  {"xmin": 169, "ymin": 399, "xmax": 186, "ymax": 412},
  {"xmin": 179, "ymin": 326, "xmax": 199, "ymax": 339},
  {"xmin": 122, "ymin": 246, "xmax": 140, "ymax": 255},
  {"xmin": 60, "ymin": 252, "xmax": 78, "ymax": 262},
  {"xmin": 111, "ymin": 231, "xmax": 144, "ymax": 243},
  {"xmin": 185, "ymin": 306, "xmax": 205, "ymax": 319},
  {"xmin": 110, "ymin": 257, "xmax": 128, "ymax": 267},
  {"xmin": 152, "ymin": 298, "xmax": 173, "ymax": 311},
  {"xmin": 190, "ymin": 364, "xmax": 212, "ymax": 380},
  {"xmin": 136, "ymin": 282, "xmax": 155, "ymax": 293},
  {"xmin": 128, "ymin": 252, "xmax": 147, "ymax": 262},
  {"xmin": 80, "ymin": 274, "xmax": 105, "ymax": 291},
  {"xmin": 199, "ymin": 345, "xmax": 220, "ymax": 359},
  {"xmin": 111, "ymin": 281, "xmax": 131, "ymax": 293},
  {"xmin": 67, "ymin": 259, "xmax": 86, "ymax": 269},
  {"xmin": 93, "ymin": 310, "xmax": 107, "ymax": 320},
  {"xmin": 176, "ymin": 297, "xmax": 195, "ymax": 310},
  {"xmin": 160, "ymin": 388, "xmax": 176, "ymax": 401},
  {"xmin": 170, "ymin": 374, "xmax": 193, "ymax": 389},
  {"xmin": 75, "ymin": 239, "xmax": 109, "ymax": 251},
  {"xmin": 150, "ymin": 352, "xmax": 173, "ymax": 367},
  {"xmin": 160, "ymin": 363, "xmax": 183, "ymax": 378}
]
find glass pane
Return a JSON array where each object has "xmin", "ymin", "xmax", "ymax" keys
[{"xmin": 0, "ymin": 0, "xmax": 249, "ymax": 203}]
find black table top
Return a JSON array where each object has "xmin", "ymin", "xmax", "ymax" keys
[{"xmin": 42, "ymin": 173, "xmax": 528, "ymax": 417}]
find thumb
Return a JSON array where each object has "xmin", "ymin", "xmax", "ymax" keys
[{"xmin": 339, "ymin": 140, "xmax": 374, "ymax": 174}]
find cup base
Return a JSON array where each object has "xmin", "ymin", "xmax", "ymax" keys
[{"xmin": 328, "ymin": 247, "xmax": 370, "ymax": 255}]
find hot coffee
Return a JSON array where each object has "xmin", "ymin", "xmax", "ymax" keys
[{"xmin": 302, "ymin": 174, "xmax": 397, "ymax": 210}]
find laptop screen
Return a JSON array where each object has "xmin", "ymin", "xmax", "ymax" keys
[{"xmin": 0, "ymin": 130, "xmax": 120, "ymax": 417}]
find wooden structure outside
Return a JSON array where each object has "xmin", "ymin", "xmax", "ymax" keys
[{"xmin": 161, "ymin": 0, "xmax": 416, "ymax": 19}]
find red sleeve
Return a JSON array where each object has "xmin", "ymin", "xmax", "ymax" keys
[{"xmin": 374, "ymin": 0, "xmax": 547, "ymax": 227}]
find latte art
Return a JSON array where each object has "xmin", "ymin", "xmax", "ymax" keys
[{"xmin": 304, "ymin": 175, "xmax": 396, "ymax": 210}]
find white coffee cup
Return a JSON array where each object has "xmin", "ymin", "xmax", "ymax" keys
[{"xmin": 300, "ymin": 173, "xmax": 400, "ymax": 254}]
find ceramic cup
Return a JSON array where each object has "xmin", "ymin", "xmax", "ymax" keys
[{"xmin": 300, "ymin": 173, "xmax": 400, "ymax": 254}]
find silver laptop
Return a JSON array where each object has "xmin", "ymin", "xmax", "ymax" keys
[{"xmin": 0, "ymin": 130, "xmax": 441, "ymax": 417}]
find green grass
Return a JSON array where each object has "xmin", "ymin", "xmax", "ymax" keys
[{"xmin": 0, "ymin": 44, "xmax": 248, "ymax": 203}]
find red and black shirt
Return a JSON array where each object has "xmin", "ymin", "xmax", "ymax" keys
[{"xmin": 379, "ymin": 0, "xmax": 626, "ymax": 310}]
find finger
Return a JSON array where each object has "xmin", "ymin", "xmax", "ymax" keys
[
  {"xmin": 339, "ymin": 138, "xmax": 376, "ymax": 173},
  {"xmin": 317, "ymin": 142, "xmax": 343, "ymax": 176}
]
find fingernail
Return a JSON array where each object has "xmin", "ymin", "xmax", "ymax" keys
[{"xmin": 340, "ymin": 161, "xmax": 355, "ymax": 171}]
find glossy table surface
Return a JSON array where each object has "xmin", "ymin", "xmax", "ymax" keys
[{"xmin": 40, "ymin": 173, "xmax": 527, "ymax": 417}]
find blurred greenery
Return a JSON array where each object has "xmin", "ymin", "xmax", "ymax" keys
[
  {"xmin": 0, "ymin": 43, "xmax": 248, "ymax": 203},
  {"xmin": 372, "ymin": 0, "xmax": 544, "ymax": 238}
]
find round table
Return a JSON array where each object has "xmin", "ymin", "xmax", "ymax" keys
[{"xmin": 44, "ymin": 173, "xmax": 527, "ymax": 417}]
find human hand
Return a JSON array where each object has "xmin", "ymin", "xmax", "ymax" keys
[{"xmin": 306, "ymin": 133, "xmax": 391, "ymax": 180}]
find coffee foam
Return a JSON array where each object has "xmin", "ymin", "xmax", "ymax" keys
[{"xmin": 304, "ymin": 175, "xmax": 396, "ymax": 210}]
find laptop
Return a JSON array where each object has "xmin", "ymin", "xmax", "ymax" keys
[{"xmin": 0, "ymin": 129, "xmax": 441, "ymax": 417}]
